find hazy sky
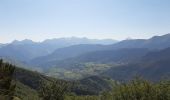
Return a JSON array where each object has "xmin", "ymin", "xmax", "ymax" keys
[{"xmin": 0, "ymin": 0, "xmax": 170, "ymax": 43}]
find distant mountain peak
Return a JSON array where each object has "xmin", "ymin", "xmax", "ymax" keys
[
  {"xmin": 150, "ymin": 33, "xmax": 170, "ymax": 39},
  {"xmin": 12, "ymin": 40, "xmax": 19, "ymax": 43},
  {"xmin": 42, "ymin": 37, "xmax": 117, "ymax": 45},
  {"xmin": 12, "ymin": 39, "xmax": 34, "ymax": 45}
]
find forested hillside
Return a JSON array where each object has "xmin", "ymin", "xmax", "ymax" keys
[
  {"xmin": 103, "ymin": 47, "xmax": 170, "ymax": 81},
  {"xmin": 0, "ymin": 60, "xmax": 113, "ymax": 100},
  {"xmin": 1, "ymin": 59, "xmax": 170, "ymax": 100}
]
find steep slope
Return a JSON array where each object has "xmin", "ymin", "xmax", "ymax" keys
[
  {"xmin": 15, "ymin": 81, "xmax": 40, "ymax": 100},
  {"xmin": 141, "ymin": 47, "xmax": 170, "ymax": 62},
  {"xmin": 103, "ymin": 47, "xmax": 170, "ymax": 81},
  {"xmin": 109, "ymin": 33, "xmax": 170, "ymax": 50}
]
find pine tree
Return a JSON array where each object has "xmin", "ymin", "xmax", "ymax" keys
[{"xmin": 0, "ymin": 59, "xmax": 16, "ymax": 100}]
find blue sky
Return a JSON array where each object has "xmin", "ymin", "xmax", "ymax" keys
[{"xmin": 0, "ymin": 0, "xmax": 170, "ymax": 43}]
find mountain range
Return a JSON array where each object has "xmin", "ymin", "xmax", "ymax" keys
[
  {"xmin": 0, "ymin": 37, "xmax": 117, "ymax": 62},
  {"xmin": 0, "ymin": 34, "xmax": 170, "ymax": 81},
  {"xmin": 29, "ymin": 34, "xmax": 170, "ymax": 68}
]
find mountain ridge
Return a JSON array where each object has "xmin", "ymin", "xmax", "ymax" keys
[
  {"xmin": 103, "ymin": 47, "xmax": 170, "ymax": 81},
  {"xmin": 0, "ymin": 38, "xmax": 117, "ymax": 62}
]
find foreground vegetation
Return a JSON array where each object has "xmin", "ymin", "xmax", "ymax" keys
[
  {"xmin": 41, "ymin": 79, "xmax": 170, "ymax": 100},
  {"xmin": 0, "ymin": 59, "xmax": 16, "ymax": 100},
  {"xmin": 0, "ymin": 59, "xmax": 170, "ymax": 100}
]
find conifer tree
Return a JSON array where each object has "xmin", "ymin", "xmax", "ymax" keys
[{"xmin": 0, "ymin": 59, "xmax": 16, "ymax": 100}]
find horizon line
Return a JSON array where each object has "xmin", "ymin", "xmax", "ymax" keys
[{"xmin": 0, "ymin": 33, "xmax": 169, "ymax": 44}]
